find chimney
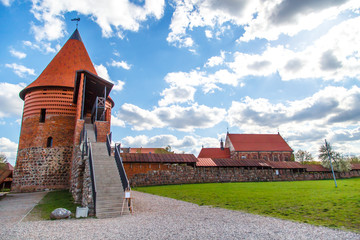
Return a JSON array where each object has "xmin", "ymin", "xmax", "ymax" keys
[{"xmin": 220, "ymin": 138, "xmax": 224, "ymax": 150}]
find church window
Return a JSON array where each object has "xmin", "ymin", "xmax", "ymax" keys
[
  {"xmin": 47, "ymin": 137, "xmax": 53, "ymax": 148},
  {"xmin": 40, "ymin": 109, "xmax": 46, "ymax": 122}
]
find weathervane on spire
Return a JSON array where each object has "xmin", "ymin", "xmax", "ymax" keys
[{"xmin": 71, "ymin": 18, "xmax": 80, "ymax": 29}]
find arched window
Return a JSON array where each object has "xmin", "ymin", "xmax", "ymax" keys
[{"xmin": 47, "ymin": 137, "xmax": 53, "ymax": 148}]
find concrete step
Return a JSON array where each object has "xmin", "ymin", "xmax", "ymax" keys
[
  {"xmin": 90, "ymin": 141, "xmax": 127, "ymax": 218},
  {"xmin": 96, "ymin": 211, "xmax": 122, "ymax": 219}
]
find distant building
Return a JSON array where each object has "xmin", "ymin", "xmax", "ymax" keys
[
  {"xmin": 199, "ymin": 132, "xmax": 293, "ymax": 161},
  {"xmin": 0, "ymin": 163, "xmax": 13, "ymax": 190}
]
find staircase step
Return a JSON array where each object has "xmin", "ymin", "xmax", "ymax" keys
[{"xmin": 90, "ymin": 140, "xmax": 126, "ymax": 218}]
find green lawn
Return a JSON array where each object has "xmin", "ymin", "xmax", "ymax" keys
[
  {"xmin": 25, "ymin": 190, "xmax": 79, "ymax": 220},
  {"xmin": 135, "ymin": 178, "xmax": 360, "ymax": 232}
]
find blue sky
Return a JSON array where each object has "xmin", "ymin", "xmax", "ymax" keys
[{"xmin": 1, "ymin": 0, "xmax": 360, "ymax": 165}]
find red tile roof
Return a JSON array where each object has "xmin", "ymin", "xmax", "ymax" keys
[
  {"xmin": 197, "ymin": 158, "xmax": 270, "ymax": 168},
  {"xmin": 120, "ymin": 153, "xmax": 197, "ymax": 163},
  {"xmin": 196, "ymin": 158, "xmax": 306, "ymax": 169},
  {"xmin": 303, "ymin": 164, "xmax": 331, "ymax": 172},
  {"xmin": 0, "ymin": 163, "xmax": 13, "ymax": 185},
  {"xmin": 351, "ymin": 163, "xmax": 360, "ymax": 170},
  {"xmin": 198, "ymin": 148, "xmax": 230, "ymax": 158},
  {"xmin": 227, "ymin": 133, "xmax": 293, "ymax": 152},
  {"xmin": 20, "ymin": 29, "xmax": 97, "ymax": 99},
  {"xmin": 265, "ymin": 161, "xmax": 306, "ymax": 169}
]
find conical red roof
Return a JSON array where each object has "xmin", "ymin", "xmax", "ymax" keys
[{"xmin": 20, "ymin": 29, "xmax": 97, "ymax": 100}]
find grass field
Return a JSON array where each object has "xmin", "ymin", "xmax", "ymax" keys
[
  {"xmin": 135, "ymin": 178, "xmax": 360, "ymax": 232},
  {"xmin": 25, "ymin": 190, "xmax": 79, "ymax": 221}
]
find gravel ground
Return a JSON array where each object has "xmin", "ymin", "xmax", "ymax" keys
[{"xmin": 1, "ymin": 191, "xmax": 359, "ymax": 240}]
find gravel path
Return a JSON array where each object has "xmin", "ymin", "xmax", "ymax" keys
[{"xmin": 1, "ymin": 191, "xmax": 359, "ymax": 240}]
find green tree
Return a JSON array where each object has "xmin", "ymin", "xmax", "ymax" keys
[
  {"xmin": 348, "ymin": 156, "xmax": 360, "ymax": 163},
  {"xmin": 295, "ymin": 150, "xmax": 313, "ymax": 164},
  {"xmin": 154, "ymin": 145, "xmax": 174, "ymax": 154},
  {"xmin": 0, "ymin": 153, "xmax": 8, "ymax": 170},
  {"xmin": 318, "ymin": 142, "xmax": 351, "ymax": 172}
]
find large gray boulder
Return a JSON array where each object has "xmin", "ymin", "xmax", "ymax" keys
[{"xmin": 50, "ymin": 208, "xmax": 72, "ymax": 220}]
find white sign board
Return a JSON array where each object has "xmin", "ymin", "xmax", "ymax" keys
[{"xmin": 125, "ymin": 191, "xmax": 131, "ymax": 199}]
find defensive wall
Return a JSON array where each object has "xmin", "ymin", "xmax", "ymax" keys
[{"xmin": 126, "ymin": 163, "xmax": 360, "ymax": 187}]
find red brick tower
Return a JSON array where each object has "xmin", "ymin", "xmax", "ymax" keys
[{"xmin": 12, "ymin": 29, "xmax": 114, "ymax": 192}]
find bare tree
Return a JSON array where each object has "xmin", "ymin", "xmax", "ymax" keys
[
  {"xmin": 0, "ymin": 153, "xmax": 8, "ymax": 170},
  {"xmin": 295, "ymin": 150, "xmax": 313, "ymax": 164},
  {"xmin": 318, "ymin": 142, "xmax": 351, "ymax": 172}
]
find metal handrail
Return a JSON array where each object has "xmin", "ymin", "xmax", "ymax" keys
[
  {"xmin": 94, "ymin": 123, "xmax": 97, "ymax": 142},
  {"xmin": 81, "ymin": 130, "xmax": 88, "ymax": 159},
  {"xmin": 88, "ymin": 142, "xmax": 97, "ymax": 214},
  {"xmin": 106, "ymin": 132, "xmax": 112, "ymax": 156},
  {"xmin": 114, "ymin": 143, "xmax": 130, "ymax": 191}
]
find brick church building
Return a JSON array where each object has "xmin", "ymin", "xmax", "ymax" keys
[
  {"xmin": 198, "ymin": 132, "xmax": 293, "ymax": 161},
  {"xmin": 12, "ymin": 29, "xmax": 114, "ymax": 192}
]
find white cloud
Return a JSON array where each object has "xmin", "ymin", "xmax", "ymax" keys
[
  {"xmin": 167, "ymin": 0, "xmax": 359, "ymax": 47},
  {"xmin": 112, "ymin": 80, "xmax": 125, "ymax": 92},
  {"xmin": 227, "ymin": 85, "xmax": 360, "ymax": 136},
  {"xmin": 0, "ymin": 137, "xmax": 18, "ymax": 166},
  {"xmin": 204, "ymin": 51, "xmax": 225, "ymax": 67},
  {"xmin": 239, "ymin": 0, "xmax": 358, "ymax": 42},
  {"xmin": 164, "ymin": 68, "xmax": 240, "ymax": 94},
  {"xmin": 158, "ymin": 85, "xmax": 196, "ymax": 106},
  {"xmin": 120, "ymin": 133, "xmax": 222, "ymax": 155},
  {"xmin": 95, "ymin": 64, "xmax": 126, "ymax": 93},
  {"xmin": 167, "ymin": 0, "xmax": 259, "ymax": 47},
  {"xmin": 109, "ymin": 59, "xmax": 132, "ymax": 70},
  {"xmin": 1, "ymin": 0, "xmax": 14, "ymax": 7},
  {"xmin": 111, "ymin": 114, "xmax": 125, "ymax": 127},
  {"xmin": 23, "ymin": 40, "xmax": 56, "ymax": 54},
  {"xmin": 94, "ymin": 64, "xmax": 111, "ymax": 80},
  {"xmin": 117, "ymin": 103, "xmax": 226, "ymax": 131},
  {"xmin": 205, "ymin": 30, "xmax": 213, "ymax": 39},
  {"xmin": 10, "ymin": 49, "xmax": 26, "ymax": 59},
  {"xmin": 225, "ymin": 16, "xmax": 360, "ymax": 81},
  {"xmin": 30, "ymin": 0, "xmax": 165, "ymax": 42},
  {"xmin": 5, "ymin": 63, "xmax": 36, "ymax": 78},
  {"xmin": 0, "ymin": 83, "xmax": 25, "ymax": 118}
]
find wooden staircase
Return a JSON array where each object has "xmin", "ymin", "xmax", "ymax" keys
[{"xmin": 86, "ymin": 124, "xmax": 124, "ymax": 218}]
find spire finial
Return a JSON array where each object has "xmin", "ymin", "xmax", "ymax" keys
[{"xmin": 71, "ymin": 18, "xmax": 80, "ymax": 29}]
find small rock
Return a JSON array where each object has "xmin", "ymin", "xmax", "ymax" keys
[{"xmin": 50, "ymin": 208, "xmax": 72, "ymax": 220}]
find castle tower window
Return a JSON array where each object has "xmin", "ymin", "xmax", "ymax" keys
[
  {"xmin": 47, "ymin": 137, "xmax": 53, "ymax": 148},
  {"xmin": 40, "ymin": 109, "xmax": 46, "ymax": 122}
]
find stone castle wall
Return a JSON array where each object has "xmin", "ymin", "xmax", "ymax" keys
[
  {"xmin": 12, "ymin": 146, "xmax": 73, "ymax": 192},
  {"xmin": 129, "ymin": 165, "xmax": 360, "ymax": 187}
]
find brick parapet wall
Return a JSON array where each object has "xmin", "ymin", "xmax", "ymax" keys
[
  {"xmin": 94, "ymin": 121, "xmax": 110, "ymax": 142},
  {"xmin": 124, "ymin": 163, "xmax": 174, "ymax": 178},
  {"xmin": 73, "ymin": 119, "xmax": 85, "ymax": 146},
  {"xmin": 129, "ymin": 165, "xmax": 360, "ymax": 187},
  {"xmin": 12, "ymin": 146, "xmax": 73, "ymax": 192}
]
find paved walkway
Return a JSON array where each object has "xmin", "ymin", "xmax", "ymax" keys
[
  {"xmin": 1, "ymin": 191, "xmax": 359, "ymax": 240},
  {"xmin": 0, "ymin": 191, "xmax": 47, "ymax": 223}
]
